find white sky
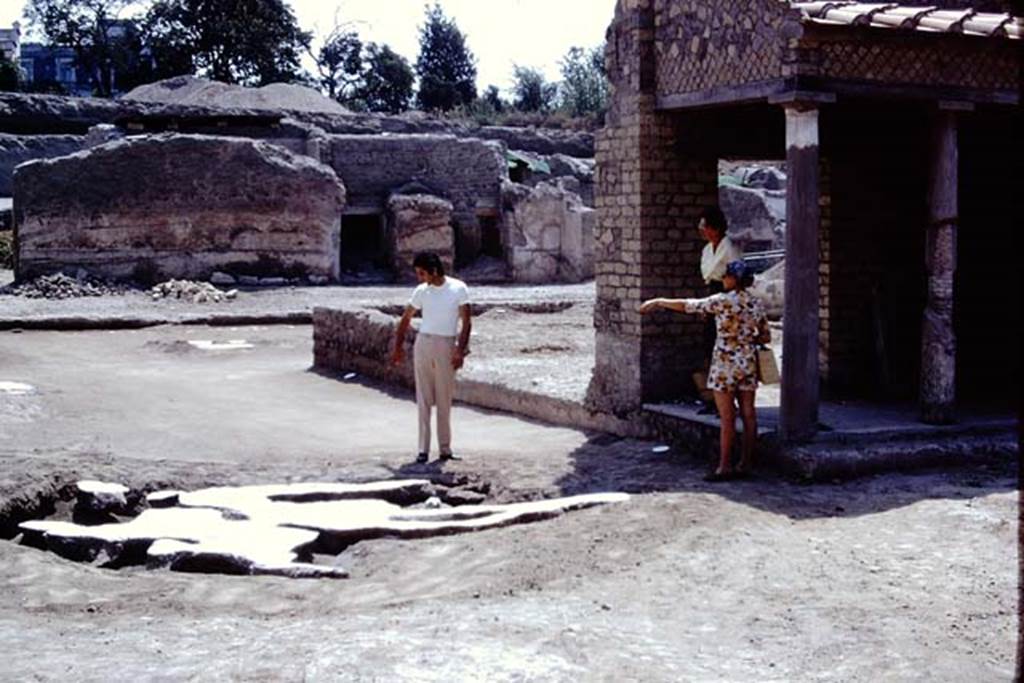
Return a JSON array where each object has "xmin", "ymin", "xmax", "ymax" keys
[{"xmin": 1, "ymin": 0, "xmax": 616, "ymax": 93}]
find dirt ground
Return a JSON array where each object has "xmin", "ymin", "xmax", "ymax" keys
[{"xmin": 0, "ymin": 313, "xmax": 1019, "ymax": 680}]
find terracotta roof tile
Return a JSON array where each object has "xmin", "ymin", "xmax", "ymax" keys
[{"xmin": 789, "ymin": 2, "xmax": 1022, "ymax": 38}]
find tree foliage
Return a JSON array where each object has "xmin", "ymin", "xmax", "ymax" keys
[
  {"xmin": 25, "ymin": 0, "xmax": 147, "ymax": 96},
  {"xmin": 557, "ymin": 44, "xmax": 608, "ymax": 117},
  {"xmin": 482, "ymin": 85, "xmax": 505, "ymax": 113},
  {"xmin": 143, "ymin": 0, "xmax": 312, "ymax": 86},
  {"xmin": 310, "ymin": 16, "xmax": 414, "ymax": 114},
  {"xmin": 414, "ymin": 3, "xmax": 476, "ymax": 111},
  {"xmin": 313, "ymin": 23, "xmax": 362, "ymax": 101},
  {"xmin": 354, "ymin": 43, "xmax": 414, "ymax": 114},
  {"xmin": 511, "ymin": 65, "xmax": 556, "ymax": 113}
]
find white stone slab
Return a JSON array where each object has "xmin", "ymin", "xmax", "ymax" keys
[
  {"xmin": 0, "ymin": 382, "xmax": 36, "ymax": 395},
  {"xmin": 186, "ymin": 340, "xmax": 254, "ymax": 351}
]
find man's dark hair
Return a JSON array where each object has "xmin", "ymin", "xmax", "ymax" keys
[
  {"xmin": 413, "ymin": 251, "xmax": 445, "ymax": 276},
  {"xmin": 700, "ymin": 206, "xmax": 728, "ymax": 235}
]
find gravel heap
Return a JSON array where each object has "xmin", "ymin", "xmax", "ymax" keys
[
  {"xmin": 0, "ymin": 272, "xmax": 138, "ymax": 299},
  {"xmin": 123, "ymin": 76, "xmax": 350, "ymax": 114},
  {"xmin": 149, "ymin": 279, "xmax": 237, "ymax": 304}
]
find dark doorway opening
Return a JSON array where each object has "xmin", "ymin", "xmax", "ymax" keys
[
  {"xmin": 480, "ymin": 216, "xmax": 502, "ymax": 259},
  {"xmin": 340, "ymin": 213, "xmax": 387, "ymax": 273}
]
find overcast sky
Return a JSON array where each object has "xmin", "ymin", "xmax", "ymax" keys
[{"xmin": 2, "ymin": 0, "xmax": 616, "ymax": 93}]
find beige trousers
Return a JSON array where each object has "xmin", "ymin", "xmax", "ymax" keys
[{"xmin": 414, "ymin": 333, "xmax": 457, "ymax": 454}]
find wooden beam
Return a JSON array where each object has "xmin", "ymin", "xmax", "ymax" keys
[
  {"xmin": 657, "ymin": 79, "xmax": 788, "ymax": 110},
  {"xmin": 920, "ymin": 109, "xmax": 958, "ymax": 424},
  {"xmin": 780, "ymin": 105, "xmax": 822, "ymax": 442}
]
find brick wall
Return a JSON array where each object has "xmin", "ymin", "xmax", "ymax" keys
[
  {"xmin": 819, "ymin": 106, "xmax": 928, "ymax": 399},
  {"xmin": 589, "ymin": 92, "xmax": 715, "ymax": 414}
]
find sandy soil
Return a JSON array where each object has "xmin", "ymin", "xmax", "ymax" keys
[{"xmin": 0, "ymin": 321, "xmax": 1018, "ymax": 681}]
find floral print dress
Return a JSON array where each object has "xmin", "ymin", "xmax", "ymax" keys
[{"xmin": 683, "ymin": 290, "xmax": 768, "ymax": 392}]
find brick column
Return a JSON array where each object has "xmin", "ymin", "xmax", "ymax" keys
[
  {"xmin": 587, "ymin": 4, "xmax": 711, "ymax": 415},
  {"xmin": 919, "ymin": 109, "xmax": 958, "ymax": 424}
]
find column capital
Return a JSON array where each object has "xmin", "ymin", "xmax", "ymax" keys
[{"xmin": 769, "ymin": 91, "xmax": 836, "ymax": 110}]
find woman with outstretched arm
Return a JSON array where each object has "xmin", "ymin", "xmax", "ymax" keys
[{"xmin": 639, "ymin": 260, "xmax": 770, "ymax": 481}]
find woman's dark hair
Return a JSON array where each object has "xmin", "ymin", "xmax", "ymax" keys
[
  {"xmin": 412, "ymin": 251, "xmax": 445, "ymax": 276},
  {"xmin": 700, "ymin": 206, "xmax": 728, "ymax": 236},
  {"xmin": 725, "ymin": 259, "xmax": 755, "ymax": 289}
]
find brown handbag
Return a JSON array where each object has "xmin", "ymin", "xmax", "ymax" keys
[{"xmin": 757, "ymin": 346, "xmax": 780, "ymax": 385}]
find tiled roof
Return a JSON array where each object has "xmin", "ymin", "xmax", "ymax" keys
[{"xmin": 790, "ymin": 3, "xmax": 1022, "ymax": 38}]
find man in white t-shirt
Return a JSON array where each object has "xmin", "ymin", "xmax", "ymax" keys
[{"xmin": 390, "ymin": 252, "xmax": 472, "ymax": 463}]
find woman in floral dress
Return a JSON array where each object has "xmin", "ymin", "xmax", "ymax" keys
[{"xmin": 639, "ymin": 260, "xmax": 770, "ymax": 480}]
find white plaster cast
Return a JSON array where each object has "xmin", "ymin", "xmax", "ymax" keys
[{"xmin": 785, "ymin": 109, "xmax": 819, "ymax": 150}]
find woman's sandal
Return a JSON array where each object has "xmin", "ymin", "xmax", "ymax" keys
[{"xmin": 703, "ymin": 469, "xmax": 735, "ymax": 482}]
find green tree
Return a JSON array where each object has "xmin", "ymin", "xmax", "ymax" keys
[
  {"xmin": 25, "ymin": 0, "xmax": 143, "ymax": 96},
  {"xmin": 0, "ymin": 53, "xmax": 20, "ymax": 91},
  {"xmin": 313, "ymin": 22, "xmax": 362, "ymax": 101},
  {"xmin": 482, "ymin": 84, "xmax": 505, "ymax": 113},
  {"xmin": 557, "ymin": 44, "xmax": 608, "ymax": 117},
  {"xmin": 144, "ymin": 0, "xmax": 312, "ymax": 86},
  {"xmin": 414, "ymin": 3, "xmax": 476, "ymax": 111},
  {"xmin": 354, "ymin": 43, "xmax": 414, "ymax": 114},
  {"xmin": 511, "ymin": 65, "xmax": 556, "ymax": 113}
]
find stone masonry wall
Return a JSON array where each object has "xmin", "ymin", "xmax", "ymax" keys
[
  {"xmin": 652, "ymin": 0, "xmax": 794, "ymax": 98},
  {"xmin": 327, "ymin": 135, "xmax": 506, "ymax": 266},
  {"xmin": 14, "ymin": 134, "xmax": 346, "ymax": 283},
  {"xmin": 812, "ymin": 32, "xmax": 1020, "ymax": 93},
  {"xmin": 0, "ymin": 134, "xmax": 87, "ymax": 196}
]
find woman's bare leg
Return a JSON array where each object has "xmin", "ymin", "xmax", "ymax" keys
[
  {"xmin": 737, "ymin": 390, "xmax": 757, "ymax": 470},
  {"xmin": 713, "ymin": 390, "xmax": 736, "ymax": 474}
]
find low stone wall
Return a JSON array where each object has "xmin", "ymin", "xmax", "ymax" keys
[
  {"xmin": 14, "ymin": 133, "xmax": 346, "ymax": 283},
  {"xmin": 0, "ymin": 134, "xmax": 87, "ymax": 196},
  {"xmin": 312, "ymin": 306, "xmax": 644, "ymax": 436}
]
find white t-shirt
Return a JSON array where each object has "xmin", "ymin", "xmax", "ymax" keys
[
  {"xmin": 700, "ymin": 236, "xmax": 741, "ymax": 284},
  {"xmin": 409, "ymin": 276, "xmax": 470, "ymax": 336}
]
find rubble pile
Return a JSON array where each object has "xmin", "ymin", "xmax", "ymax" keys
[
  {"xmin": 0, "ymin": 272, "xmax": 137, "ymax": 298},
  {"xmin": 149, "ymin": 279, "xmax": 238, "ymax": 303}
]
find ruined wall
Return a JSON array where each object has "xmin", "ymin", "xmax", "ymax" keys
[
  {"xmin": 0, "ymin": 134, "xmax": 87, "ymax": 196},
  {"xmin": 503, "ymin": 181, "xmax": 595, "ymax": 284},
  {"xmin": 14, "ymin": 134, "xmax": 346, "ymax": 283},
  {"xmin": 327, "ymin": 134, "xmax": 507, "ymax": 266}
]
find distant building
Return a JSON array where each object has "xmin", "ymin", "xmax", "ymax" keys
[
  {"xmin": 3, "ymin": 20, "xmax": 142, "ymax": 96},
  {"xmin": 0, "ymin": 22, "xmax": 20, "ymax": 62},
  {"xmin": 18, "ymin": 43, "xmax": 92, "ymax": 95}
]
